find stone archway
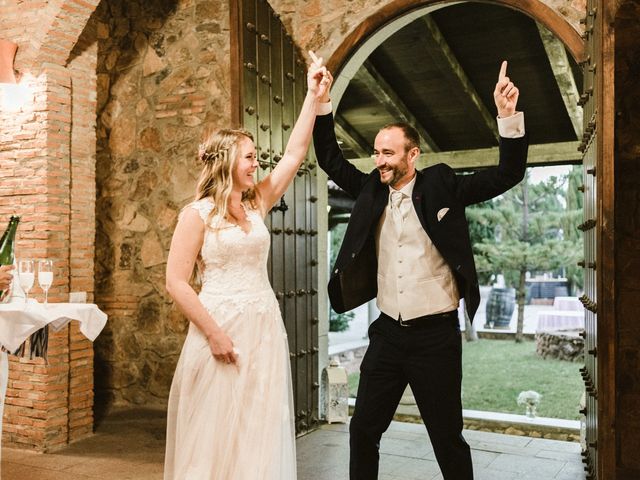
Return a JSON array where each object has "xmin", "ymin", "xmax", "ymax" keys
[
  {"xmin": 276, "ymin": 0, "xmax": 594, "ymax": 470},
  {"xmin": 1, "ymin": 0, "xmax": 101, "ymax": 73},
  {"xmin": 267, "ymin": 1, "xmax": 640, "ymax": 478}
]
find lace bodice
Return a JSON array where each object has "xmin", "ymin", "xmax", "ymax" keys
[{"xmin": 188, "ymin": 198, "xmax": 271, "ymax": 295}]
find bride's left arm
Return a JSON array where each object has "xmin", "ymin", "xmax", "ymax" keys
[{"xmin": 255, "ymin": 58, "xmax": 331, "ymax": 215}]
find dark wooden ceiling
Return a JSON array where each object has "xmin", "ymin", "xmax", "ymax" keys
[{"xmin": 334, "ymin": 3, "xmax": 584, "ymax": 171}]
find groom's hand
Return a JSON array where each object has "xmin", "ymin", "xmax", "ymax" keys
[{"xmin": 493, "ymin": 60, "xmax": 519, "ymax": 118}]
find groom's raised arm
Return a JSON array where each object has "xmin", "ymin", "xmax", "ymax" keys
[
  {"xmin": 452, "ymin": 60, "xmax": 529, "ymax": 206},
  {"xmin": 313, "ymin": 91, "xmax": 368, "ymax": 199}
]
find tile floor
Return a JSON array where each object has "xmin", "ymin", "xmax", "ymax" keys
[{"xmin": 1, "ymin": 408, "xmax": 585, "ymax": 480}]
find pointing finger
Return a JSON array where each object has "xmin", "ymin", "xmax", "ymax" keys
[{"xmin": 498, "ymin": 60, "xmax": 508, "ymax": 81}]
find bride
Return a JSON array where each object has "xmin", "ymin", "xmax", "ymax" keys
[{"xmin": 163, "ymin": 54, "xmax": 331, "ymax": 479}]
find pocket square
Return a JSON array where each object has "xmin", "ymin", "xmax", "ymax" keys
[{"xmin": 437, "ymin": 207, "xmax": 450, "ymax": 222}]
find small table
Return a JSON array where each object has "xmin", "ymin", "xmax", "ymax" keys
[
  {"xmin": 0, "ymin": 300, "xmax": 107, "ymax": 477},
  {"xmin": 552, "ymin": 296, "xmax": 583, "ymax": 312},
  {"xmin": 536, "ymin": 310, "xmax": 585, "ymax": 331}
]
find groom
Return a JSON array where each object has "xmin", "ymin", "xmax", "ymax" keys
[{"xmin": 313, "ymin": 61, "xmax": 528, "ymax": 479}]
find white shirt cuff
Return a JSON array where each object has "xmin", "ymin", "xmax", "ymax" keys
[
  {"xmin": 497, "ymin": 112, "xmax": 525, "ymax": 138},
  {"xmin": 317, "ymin": 101, "xmax": 333, "ymax": 116}
]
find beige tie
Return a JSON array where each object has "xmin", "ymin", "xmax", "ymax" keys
[{"xmin": 390, "ymin": 190, "xmax": 404, "ymax": 235}]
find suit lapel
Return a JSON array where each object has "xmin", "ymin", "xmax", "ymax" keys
[
  {"xmin": 372, "ymin": 183, "xmax": 388, "ymax": 220},
  {"xmin": 411, "ymin": 170, "xmax": 432, "ymax": 235}
]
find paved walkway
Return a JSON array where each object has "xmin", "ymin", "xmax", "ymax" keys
[
  {"xmin": 1, "ymin": 409, "xmax": 584, "ymax": 480},
  {"xmin": 299, "ymin": 422, "xmax": 585, "ymax": 480}
]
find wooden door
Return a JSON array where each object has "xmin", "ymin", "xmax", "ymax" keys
[
  {"xmin": 577, "ymin": 1, "xmax": 598, "ymax": 477},
  {"xmin": 232, "ymin": 0, "xmax": 320, "ymax": 435}
]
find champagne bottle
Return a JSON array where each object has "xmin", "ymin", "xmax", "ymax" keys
[
  {"xmin": 0, "ymin": 219, "xmax": 8, "ymax": 246},
  {"xmin": 0, "ymin": 215, "xmax": 20, "ymax": 299}
]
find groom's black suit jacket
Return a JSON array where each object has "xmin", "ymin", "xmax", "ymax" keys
[{"xmin": 313, "ymin": 113, "xmax": 529, "ymax": 322}]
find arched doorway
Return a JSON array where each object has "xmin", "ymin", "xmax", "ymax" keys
[{"xmin": 318, "ymin": 1, "xmax": 598, "ymax": 478}]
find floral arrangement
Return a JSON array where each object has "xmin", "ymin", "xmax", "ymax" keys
[{"xmin": 517, "ymin": 390, "xmax": 542, "ymax": 418}]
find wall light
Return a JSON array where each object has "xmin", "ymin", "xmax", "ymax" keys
[
  {"xmin": 0, "ymin": 39, "xmax": 18, "ymax": 83},
  {"xmin": 0, "ymin": 38, "xmax": 29, "ymax": 112}
]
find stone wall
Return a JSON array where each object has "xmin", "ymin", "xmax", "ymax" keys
[
  {"xmin": 269, "ymin": 0, "xmax": 586, "ymax": 63},
  {"xmin": 535, "ymin": 330, "xmax": 584, "ymax": 361},
  {"xmin": 93, "ymin": 0, "xmax": 232, "ymax": 407},
  {"xmin": 614, "ymin": 0, "xmax": 640, "ymax": 471}
]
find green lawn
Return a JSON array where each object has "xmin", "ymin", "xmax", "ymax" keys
[{"xmin": 347, "ymin": 338, "xmax": 583, "ymax": 420}]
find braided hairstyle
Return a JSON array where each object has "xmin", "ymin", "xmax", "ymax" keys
[{"xmin": 195, "ymin": 127, "xmax": 260, "ymax": 228}]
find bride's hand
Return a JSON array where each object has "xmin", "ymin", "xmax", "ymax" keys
[
  {"xmin": 207, "ymin": 330, "xmax": 238, "ymax": 364},
  {"xmin": 307, "ymin": 50, "xmax": 331, "ymax": 101}
]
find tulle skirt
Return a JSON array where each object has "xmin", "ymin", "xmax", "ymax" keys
[{"xmin": 164, "ymin": 289, "xmax": 296, "ymax": 480}]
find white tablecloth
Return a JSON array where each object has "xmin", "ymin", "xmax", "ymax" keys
[
  {"xmin": 0, "ymin": 300, "xmax": 107, "ymax": 352},
  {"xmin": 536, "ymin": 310, "xmax": 584, "ymax": 331},
  {"xmin": 0, "ymin": 300, "xmax": 107, "ymax": 477},
  {"xmin": 553, "ymin": 296, "xmax": 584, "ymax": 312}
]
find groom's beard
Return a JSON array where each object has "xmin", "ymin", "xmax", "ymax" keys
[{"xmin": 378, "ymin": 155, "xmax": 409, "ymax": 187}]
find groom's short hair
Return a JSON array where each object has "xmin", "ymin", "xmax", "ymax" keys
[{"xmin": 380, "ymin": 122, "xmax": 420, "ymax": 152}]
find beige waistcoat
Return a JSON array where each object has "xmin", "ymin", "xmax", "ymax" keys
[{"xmin": 375, "ymin": 178, "xmax": 459, "ymax": 320}]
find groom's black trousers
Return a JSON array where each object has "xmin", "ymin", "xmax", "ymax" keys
[{"xmin": 349, "ymin": 312, "xmax": 473, "ymax": 480}]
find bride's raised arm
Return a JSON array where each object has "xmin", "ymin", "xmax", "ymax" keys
[{"xmin": 255, "ymin": 52, "xmax": 332, "ymax": 213}]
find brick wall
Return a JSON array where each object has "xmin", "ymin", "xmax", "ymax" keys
[
  {"xmin": 0, "ymin": 67, "xmax": 71, "ymax": 451},
  {"xmin": 67, "ymin": 25, "xmax": 99, "ymax": 441},
  {"xmin": 1, "ymin": 0, "xmax": 101, "ymax": 452}
]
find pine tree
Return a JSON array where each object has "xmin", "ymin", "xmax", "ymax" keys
[{"xmin": 467, "ymin": 169, "xmax": 583, "ymax": 342}]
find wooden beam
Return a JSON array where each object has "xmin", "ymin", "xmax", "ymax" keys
[
  {"xmin": 536, "ymin": 22, "xmax": 582, "ymax": 138},
  {"xmin": 348, "ymin": 141, "xmax": 582, "ymax": 171},
  {"xmin": 419, "ymin": 15, "xmax": 500, "ymax": 142},
  {"xmin": 354, "ymin": 60, "xmax": 439, "ymax": 152},
  {"xmin": 334, "ymin": 114, "xmax": 371, "ymax": 158}
]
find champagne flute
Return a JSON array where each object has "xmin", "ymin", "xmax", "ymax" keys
[
  {"xmin": 38, "ymin": 259, "xmax": 53, "ymax": 305},
  {"xmin": 18, "ymin": 259, "xmax": 35, "ymax": 304}
]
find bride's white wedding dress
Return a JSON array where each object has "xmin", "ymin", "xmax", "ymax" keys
[{"xmin": 164, "ymin": 198, "xmax": 296, "ymax": 480}]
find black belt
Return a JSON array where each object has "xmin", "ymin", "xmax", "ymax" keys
[{"xmin": 381, "ymin": 310, "xmax": 458, "ymax": 328}]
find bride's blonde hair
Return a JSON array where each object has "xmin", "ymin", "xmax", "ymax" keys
[
  {"xmin": 195, "ymin": 127, "xmax": 260, "ymax": 228},
  {"xmin": 189, "ymin": 127, "xmax": 260, "ymax": 286}
]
